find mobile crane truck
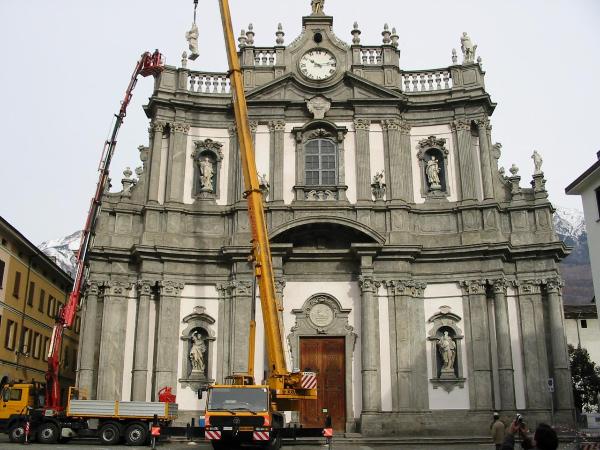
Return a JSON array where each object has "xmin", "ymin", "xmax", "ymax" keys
[
  {"xmin": 203, "ymin": 1, "xmax": 318, "ymax": 449},
  {"xmin": 0, "ymin": 50, "xmax": 179, "ymax": 446}
]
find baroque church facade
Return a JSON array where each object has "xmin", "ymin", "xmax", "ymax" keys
[{"xmin": 77, "ymin": 5, "xmax": 574, "ymax": 435}]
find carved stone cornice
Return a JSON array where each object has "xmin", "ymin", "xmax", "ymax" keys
[
  {"xmin": 451, "ymin": 119, "xmax": 471, "ymax": 132},
  {"xmin": 353, "ymin": 118, "xmax": 371, "ymax": 131},
  {"xmin": 417, "ymin": 135, "xmax": 448, "ymax": 152},
  {"xmin": 489, "ymin": 278, "xmax": 508, "ymax": 295},
  {"xmin": 137, "ymin": 279, "xmax": 154, "ymax": 296},
  {"xmin": 544, "ymin": 277, "xmax": 563, "ymax": 294},
  {"xmin": 159, "ymin": 280, "xmax": 185, "ymax": 296},
  {"xmin": 268, "ymin": 120, "xmax": 286, "ymax": 132},
  {"xmin": 513, "ymin": 279, "xmax": 542, "ymax": 296},
  {"xmin": 105, "ymin": 281, "xmax": 132, "ymax": 297},
  {"xmin": 460, "ymin": 279, "xmax": 487, "ymax": 295},
  {"xmin": 358, "ymin": 275, "xmax": 380, "ymax": 293},
  {"xmin": 171, "ymin": 122, "xmax": 190, "ymax": 133}
]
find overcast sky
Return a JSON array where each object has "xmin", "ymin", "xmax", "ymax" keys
[{"xmin": 1, "ymin": 0, "xmax": 599, "ymax": 244}]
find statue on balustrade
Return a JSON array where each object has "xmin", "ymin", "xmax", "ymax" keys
[
  {"xmin": 311, "ymin": 0, "xmax": 325, "ymax": 15},
  {"xmin": 532, "ymin": 150, "xmax": 543, "ymax": 175},
  {"xmin": 426, "ymin": 156, "xmax": 441, "ymax": 190},
  {"xmin": 186, "ymin": 23, "xmax": 200, "ymax": 61},
  {"xmin": 460, "ymin": 32, "xmax": 477, "ymax": 64}
]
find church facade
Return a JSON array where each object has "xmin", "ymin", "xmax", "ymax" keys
[{"xmin": 77, "ymin": 6, "xmax": 574, "ymax": 435}]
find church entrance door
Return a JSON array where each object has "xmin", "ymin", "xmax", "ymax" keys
[{"xmin": 299, "ymin": 337, "xmax": 346, "ymax": 431}]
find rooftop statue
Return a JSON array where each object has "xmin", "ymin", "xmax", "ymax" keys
[
  {"xmin": 311, "ymin": 0, "xmax": 325, "ymax": 15},
  {"xmin": 186, "ymin": 22, "xmax": 200, "ymax": 61},
  {"xmin": 460, "ymin": 32, "xmax": 477, "ymax": 64},
  {"xmin": 532, "ymin": 150, "xmax": 543, "ymax": 175}
]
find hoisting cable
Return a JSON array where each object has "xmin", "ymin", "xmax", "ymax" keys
[{"xmin": 193, "ymin": 0, "xmax": 198, "ymax": 24}]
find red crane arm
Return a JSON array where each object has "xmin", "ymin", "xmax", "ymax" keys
[{"xmin": 44, "ymin": 51, "xmax": 164, "ymax": 410}]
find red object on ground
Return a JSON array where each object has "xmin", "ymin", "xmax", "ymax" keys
[
  {"xmin": 158, "ymin": 386, "xmax": 176, "ymax": 403},
  {"xmin": 322, "ymin": 428, "xmax": 333, "ymax": 437},
  {"xmin": 151, "ymin": 426, "xmax": 161, "ymax": 437}
]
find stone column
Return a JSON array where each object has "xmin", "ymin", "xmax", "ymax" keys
[
  {"xmin": 354, "ymin": 119, "xmax": 372, "ymax": 201},
  {"xmin": 408, "ymin": 282, "xmax": 428, "ymax": 410},
  {"xmin": 78, "ymin": 281, "xmax": 101, "ymax": 397},
  {"xmin": 96, "ymin": 281, "xmax": 131, "ymax": 400},
  {"xmin": 268, "ymin": 120, "xmax": 286, "ymax": 202},
  {"xmin": 516, "ymin": 279, "xmax": 551, "ymax": 409},
  {"xmin": 475, "ymin": 119, "xmax": 494, "ymax": 200},
  {"xmin": 153, "ymin": 280, "xmax": 184, "ymax": 398},
  {"xmin": 230, "ymin": 279, "xmax": 254, "ymax": 374},
  {"xmin": 216, "ymin": 283, "xmax": 233, "ymax": 381},
  {"xmin": 491, "ymin": 278, "xmax": 516, "ymax": 410},
  {"xmin": 545, "ymin": 277, "xmax": 573, "ymax": 411},
  {"xmin": 452, "ymin": 120, "xmax": 478, "ymax": 201},
  {"xmin": 461, "ymin": 279, "xmax": 493, "ymax": 410},
  {"xmin": 147, "ymin": 121, "xmax": 166, "ymax": 204},
  {"xmin": 166, "ymin": 122, "xmax": 190, "ymax": 203},
  {"xmin": 227, "ymin": 125, "xmax": 241, "ymax": 204},
  {"xmin": 399, "ymin": 120, "xmax": 414, "ymax": 202},
  {"xmin": 131, "ymin": 280, "xmax": 154, "ymax": 401},
  {"xmin": 359, "ymin": 273, "xmax": 381, "ymax": 412}
]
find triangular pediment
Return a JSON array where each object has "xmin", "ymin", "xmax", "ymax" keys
[{"xmin": 246, "ymin": 72, "xmax": 405, "ymax": 105}]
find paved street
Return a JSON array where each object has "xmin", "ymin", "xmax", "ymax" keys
[{"xmin": 0, "ymin": 435, "xmax": 585, "ymax": 449}]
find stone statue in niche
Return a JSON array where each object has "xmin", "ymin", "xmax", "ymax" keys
[
  {"xmin": 460, "ymin": 32, "xmax": 477, "ymax": 64},
  {"xmin": 199, "ymin": 157, "xmax": 214, "ymax": 191},
  {"xmin": 186, "ymin": 23, "xmax": 200, "ymax": 61},
  {"xmin": 532, "ymin": 150, "xmax": 543, "ymax": 175},
  {"xmin": 311, "ymin": 0, "xmax": 325, "ymax": 15},
  {"xmin": 189, "ymin": 331, "xmax": 207, "ymax": 374},
  {"xmin": 426, "ymin": 156, "xmax": 441, "ymax": 190},
  {"xmin": 371, "ymin": 170, "xmax": 386, "ymax": 200},
  {"xmin": 437, "ymin": 331, "xmax": 456, "ymax": 376}
]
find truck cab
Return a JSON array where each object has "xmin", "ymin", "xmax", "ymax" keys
[
  {"xmin": 205, "ymin": 384, "xmax": 283, "ymax": 449},
  {"xmin": 0, "ymin": 382, "xmax": 42, "ymax": 441}
]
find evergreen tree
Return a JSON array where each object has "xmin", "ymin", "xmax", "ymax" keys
[{"xmin": 568, "ymin": 344, "xmax": 600, "ymax": 413}]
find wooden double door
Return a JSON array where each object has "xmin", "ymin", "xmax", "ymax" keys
[{"xmin": 299, "ymin": 337, "xmax": 346, "ymax": 431}]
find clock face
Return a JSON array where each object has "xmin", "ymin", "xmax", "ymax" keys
[{"xmin": 299, "ymin": 49, "xmax": 337, "ymax": 81}]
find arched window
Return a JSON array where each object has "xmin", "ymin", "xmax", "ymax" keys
[{"xmin": 305, "ymin": 138, "xmax": 337, "ymax": 186}]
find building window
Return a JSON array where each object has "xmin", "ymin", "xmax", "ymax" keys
[
  {"xmin": 0, "ymin": 259, "xmax": 5, "ymax": 288},
  {"xmin": 47, "ymin": 296, "xmax": 55, "ymax": 318},
  {"xmin": 581, "ymin": 319, "xmax": 588, "ymax": 329},
  {"xmin": 12, "ymin": 271, "xmax": 21, "ymax": 298},
  {"xmin": 32, "ymin": 332, "xmax": 41, "ymax": 359},
  {"xmin": 20, "ymin": 327, "xmax": 31, "ymax": 355},
  {"xmin": 305, "ymin": 139, "xmax": 337, "ymax": 186},
  {"xmin": 5, "ymin": 320, "xmax": 17, "ymax": 350},
  {"xmin": 42, "ymin": 336, "xmax": 50, "ymax": 362},
  {"xmin": 39, "ymin": 289, "xmax": 45, "ymax": 313},
  {"xmin": 27, "ymin": 281, "xmax": 35, "ymax": 307}
]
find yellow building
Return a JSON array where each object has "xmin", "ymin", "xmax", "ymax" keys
[{"xmin": 0, "ymin": 216, "xmax": 80, "ymax": 399}]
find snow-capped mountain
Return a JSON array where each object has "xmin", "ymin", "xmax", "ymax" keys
[
  {"xmin": 553, "ymin": 206, "xmax": 586, "ymax": 241},
  {"xmin": 38, "ymin": 230, "xmax": 82, "ymax": 277}
]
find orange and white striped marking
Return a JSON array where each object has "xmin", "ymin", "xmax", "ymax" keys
[
  {"xmin": 301, "ymin": 371, "xmax": 317, "ymax": 389},
  {"xmin": 253, "ymin": 431, "xmax": 270, "ymax": 441},
  {"xmin": 582, "ymin": 444, "xmax": 600, "ymax": 450},
  {"xmin": 205, "ymin": 430, "xmax": 222, "ymax": 440}
]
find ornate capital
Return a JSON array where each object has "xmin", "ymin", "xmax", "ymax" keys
[
  {"xmin": 451, "ymin": 119, "xmax": 471, "ymax": 132},
  {"xmin": 275, "ymin": 278, "xmax": 286, "ymax": 295},
  {"xmin": 490, "ymin": 278, "xmax": 508, "ymax": 295},
  {"xmin": 85, "ymin": 280, "xmax": 101, "ymax": 296},
  {"xmin": 353, "ymin": 118, "xmax": 371, "ymax": 131},
  {"xmin": 227, "ymin": 124, "xmax": 237, "ymax": 137},
  {"xmin": 159, "ymin": 280, "xmax": 185, "ymax": 296},
  {"xmin": 514, "ymin": 279, "xmax": 542, "ymax": 296},
  {"xmin": 230, "ymin": 280, "xmax": 253, "ymax": 297},
  {"xmin": 249, "ymin": 121, "xmax": 259, "ymax": 133},
  {"xmin": 151, "ymin": 121, "xmax": 167, "ymax": 133},
  {"xmin": 474, "ymin": 118, "xmax": 490, "ymax": 130},
  {"xmin": 171, "ymin": 122, "xmax": 190, "ymax": 133},
  {"xmin": 105, "ymin": 280, "xmax": 132, "ymax": 297},
  {"xmin": 137, "ymin": 279, "xmax": 154, "ymax": 296},
  {"xmin": 382, "ymin": 118, "xmax": 401, "ymax": 131},
  {"xmin": 460, "ymin": 279, "xmax": 487, "ymax": 295},
  {"xmin": 399, "ymin": 121, "xmax": 411, "ymax": 135},
  {"xmin": 386, "ymin": 280, "xmax": 426, "ymax": 297},
  {"xmin": 544, "ymin": 277, "xmax": 563, "ymax": 294},
  {"xmin": 268, "ymin": 120, "xmax": 286, "ymax": 132},
  {"xmin": 358, "ymin": 275, "xmax": 380, "ymax": 293}
]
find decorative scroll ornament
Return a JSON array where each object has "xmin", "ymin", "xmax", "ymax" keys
[{"xmin": 306, "ymin": 96, "xmax": 331, "ymax": 120}]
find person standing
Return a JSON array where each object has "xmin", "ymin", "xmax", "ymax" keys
[{"xmin": 491, "ymin": 412, "xmax": 506, "ymax": 450}]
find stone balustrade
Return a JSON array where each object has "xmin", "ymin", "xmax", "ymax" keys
[
  {"xmin": 188, "ymin": 72, "xmax": 231, "ymax": 94},
  {"xmin": 254, "ymin": 48, "xmax": 277, "ymax": 66},
  {"xmin": 360, "ymin": 48, "xmax": 383, "ymax": 65},
  {"xmin": 401, "ymin": 69, "xmax": 453, "ymax": 92}
]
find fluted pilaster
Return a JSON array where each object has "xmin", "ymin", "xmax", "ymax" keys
[
  {"xmin": 452, "ymin": 120, "xmax": 478, "ymax": 201},
  {"xmin": 354, "ymin": 119, "xmax": 372, "ymax": 201},
  {"xmin": 131, "ymin": 280, "xmax": 154, "ymax": 401}
]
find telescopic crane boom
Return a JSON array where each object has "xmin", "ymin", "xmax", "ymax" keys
[{"xmin": 44, "ymin": 51, "xmax": 164, "ymax": 410}]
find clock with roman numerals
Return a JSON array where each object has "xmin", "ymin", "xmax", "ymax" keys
[{"xmin": 299, "ymin": 49, "xmax": 337, "ymax": 81}]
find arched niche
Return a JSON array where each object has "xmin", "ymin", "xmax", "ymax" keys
[
  {"xmin": 426, "ymin": 305, "xmax": 465, "ymax": 392},
  {"xmin": 191, "ymin": 139, "xmax": 224, "ymax": 201},
  {"xmin": 417, "ymin": 135, "xmax": 451, "ymax": 200},
  {"xmin": 179, "ymin": 306, "xmax": 216, "ymax": 391}
]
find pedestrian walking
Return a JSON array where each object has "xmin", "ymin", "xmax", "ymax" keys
[{"xmin": 491, "ymin": 412, "xmax": 506, "ymax": 450}]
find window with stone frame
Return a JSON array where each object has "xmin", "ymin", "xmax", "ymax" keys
[
  {"xmin": 12, "ymin": 271, "xmax": 21, "ymax": 298},
  {"xmin": 305, "ymin": 138, "xmax": 338, "ymax": 186},
  {"xmin": 0, "ymin": 259, "xmax": 4, "ymax": 289},
  {"xmin": 4, "ymin": 319, "xmax": 17, "ymax": 350}
]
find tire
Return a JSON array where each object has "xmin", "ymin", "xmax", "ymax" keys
[
  {"xmin": 265, "ymin": 432, "xmax": 282, "ymax": 450},
  {"xmin": 211, "ymin": 441, "xmax": 235, "ymax": 450},
  {"xmin": 124, "ymin": 422, "xmax": 148, "ymax": 446},
  {"xmin": 37, "ymin": 422, "xmax": 59, "ymax": 444},
  {"xmin": 8, "ymin": 423, "xmax": 26, "ymax": 443},
  {"xmin": 99, "ymin": 422, "xmax": 121, "ymax": 445}
]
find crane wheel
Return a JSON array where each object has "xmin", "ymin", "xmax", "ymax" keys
[
  {"xmin": 124, "ymin": 422, "xmax": 148, "ymax": 446},
  {"xmin": 37, "ymin": 422, "xmax": 59, "ymax": 444},
  {"xmin": 99, "ymin": 422, "xmax": 121, "ymax": 445},
  {"xmin": 8, "ymin": 423, "xmax": 26, "ymax": 443}
]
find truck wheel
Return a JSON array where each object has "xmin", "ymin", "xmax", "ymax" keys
[
  {"xmin": 99, "ymin": 422, "xmax": 121, "ymax": 445},
  {"xmin": 8, "ymin": 423, "xmax": 26, "ymax": 443},
  {"xmin": 38, "ymin": 422, "xmax": 59, "ymax": 444},
  {"xmin": 265, "ymin": 432, "xmax": 281, "ymax": 450},
  {"xmin": 124, "ymin": 422, "xmax": 148, "ymax": 446}
]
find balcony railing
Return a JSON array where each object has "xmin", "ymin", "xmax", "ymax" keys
[{"xmin": 401, "ymin": 69, "xmax": 453, "ymax": 92}]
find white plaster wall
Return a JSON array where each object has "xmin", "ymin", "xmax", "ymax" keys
[
  {"xmin": 338, "ymin": 121, "xmax": 356, "ymax": 204},
  {"xmin": 157, "ymin": 136, "xmax": 168, "ymax": 204},
  {"xmin": 254, "ymin": 286, "xmax": 266, "ymax": 384},
  {"xmin": 410, "ymin": 125, "xmax": 458, "ymax": 204},
  {"xmin": 581, "ymin": 187, "xmax": 600, "ymax": 322},
  {"xmin": 507, "ymin": 287, "xmax": 526, "ymax": 410},
  {"xmin": 146, "ymin": 294, "xmax": 157, "ymax": 401},
  {"xmin": 183, "ymin": 128, "xmax": 231, "ymax": 206},
  {"xmin": 177, "ymin": 284, "xmax": 220, "ymax": 411},
  {"xmin": 471, "ymin": 135, "xmax": 484, "ymax": 201},
  {"xmin": 565, "ymin": 318, "xmax": 600, "ymax": 364},
  {"xmin": 121, "ymin": 288, "xmax": 137, "ymax": 401},
  {"xmin": 369, "ymin": 124, "xmax": 386, "ymax": 201},
  {"xmin": 378, "ymin": 285, "xmax": 392, "ymax": 411},
  {"xmin": 424, "ymin": 283, "xmax": 470, "ymax": 410},
  {"xmin": 282, "ymin": 281, "xmax": 361, "ymax": 419},
  {"xmin": 283, "ymin": 123, "xmax": 303, "ymax": 204},
  {"xmin": 254, "ymin": 125, "xmax": 270, "ymax": 182}
]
